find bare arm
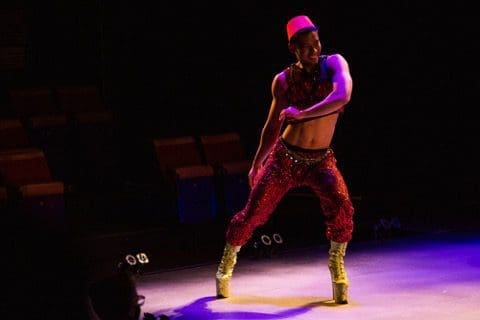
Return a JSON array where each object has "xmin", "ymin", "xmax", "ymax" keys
[
  {"xmin": 280, "ymin": 54, "xmax": 352, "ymax": 121},
  {"xmin": 249, "ymin": 72, "xmax": 287, "ymax": 186}
]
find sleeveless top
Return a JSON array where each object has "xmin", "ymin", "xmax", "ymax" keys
[{"xmin": 284, "ymin": 55, "xmax": 335, "ymax": 111}]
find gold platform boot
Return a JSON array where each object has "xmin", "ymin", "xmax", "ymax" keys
[
  {"xmin": 328, "ymin": 241, "xmax": 349, "ymax": 304},
  {"xmin": 216, "ymin": 243, "xmax": 241, "ymax": 298}
]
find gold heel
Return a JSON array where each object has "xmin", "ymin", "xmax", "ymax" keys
[
  {"xmin": 328, "ymin": 241, "xmax": 349, "ymax": 304},
  {"xmin": 215, "ymin": 243, "xmax": 241, "ymax": 298},
  {"xmin": 216, "ymin": 274, "xmax": 231, "ymax": 298},
  {"xmin": 332, "ymin": 282, "xmax": 348, "ymax": 304}
]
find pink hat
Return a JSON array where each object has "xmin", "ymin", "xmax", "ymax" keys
[{"xmin": 286, "ymin": 15, "xmax": 318, "ymax": 42}]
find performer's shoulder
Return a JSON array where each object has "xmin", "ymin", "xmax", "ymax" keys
[
  {"xmin": 273, "ymin": 69, "xmax": 288, "ymax": 83},
  {"xmin": 324, "ymin": 53, "xmax": 348, "ymax": 63}
]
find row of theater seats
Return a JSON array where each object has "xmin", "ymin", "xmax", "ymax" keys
[
  {"xmin": 152, "ymin": 132, "xmax": 251, "ymax": 225},
  {"xmin": 0, "ymin": 130, "xmax": 251, "ymax": 228},
  {"xmin": 0, "ymin": 85, "xmax": 118, "ymax": 190},
  {"xmin": 0, "ymin": 85, "xmax": 119, "ymax": 233},
  {"xmin": 0, "ymin": 147, "xmax": 65, "ymax": 231},
  {"xmin": 3, "ymin": 86, "xmax": 112, "ymax": 131},
  {"xmin": 6, "ymin": 85, "xmax": 107, "ymax": 116},
  {"xmin": 0, "ymin": 86, "xmax": 252, "ymax": 226}
]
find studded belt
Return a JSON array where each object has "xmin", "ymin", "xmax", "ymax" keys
[{"xmin": 279, "ymin": 139, "xmax": 332, "ymax": 165}]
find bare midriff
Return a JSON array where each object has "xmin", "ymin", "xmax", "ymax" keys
[{"xmin": 281, "ymin": 112, "xmax": 339, "ymax": 149}]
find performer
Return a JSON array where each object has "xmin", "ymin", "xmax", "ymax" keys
[{"xmin": 215, "ymin": 15, "xmax": 355, "ymax": 304}]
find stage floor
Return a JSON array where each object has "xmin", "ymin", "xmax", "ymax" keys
[{"xmin": 135, "ymin": 231, "xmax": 480, "ymax": 320}]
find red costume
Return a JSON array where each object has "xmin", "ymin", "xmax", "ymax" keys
[
  {"xmin": 226, "ymin": 137, "xmax": 354, "ymax": 246},
  {"xmin": 226, "ymin": 56, "xmax": 354, "ymax": 246}
]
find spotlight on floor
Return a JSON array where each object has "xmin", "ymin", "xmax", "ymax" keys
[
  {"xmin": 272, "ymin": 232, "xmax": 283, "ymax": 245},
  {"xmin": 125, "ymin": 254, "xmax": 137, "ymax": 266},
  {"xmin": 118, "ymin": 252, "xmax": 150, "ymax": 275},
  {"xmin": 252, "ymin": 234, "xmax": 273, "ymax": 259},
  {"xmin": 136, "ymin": 252, "xmax": 150, "ymax": 264},
  {"xmin": 261, "ymin": 234, "xmax": 272, "ymax": 246}
]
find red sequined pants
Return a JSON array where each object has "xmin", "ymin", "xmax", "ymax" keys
[{"xmin": 226, "ymin": 138, "xmax": 354, "ymax": 246}]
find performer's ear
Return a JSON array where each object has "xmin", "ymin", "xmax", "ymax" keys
[{"xmin": 288, "ymin": 42, "xmax": 296, "ymax": 54}]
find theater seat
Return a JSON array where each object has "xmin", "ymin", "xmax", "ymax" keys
[
  {"xmin": 0, "ymin": 148, "xmax": 65, "ymax": 230},
  {"xmin": 153, "ymin": 136, "xmax": 217, "ymax": 224},
  {"xmin": 199, "ymin": 132, "xmax": 250, "ymax": 217}
]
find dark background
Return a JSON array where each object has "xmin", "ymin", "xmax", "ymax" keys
[
  {"xmin": 1, "ymin": 0, "xmax": 479, "ymax": 238},
  {"xmin": 1, "ymin": 1, "xmax": 479, "ymax": 318},
  {"xmin": 1, "ymin": 0, "xmax": 478, "ymax": 244}
]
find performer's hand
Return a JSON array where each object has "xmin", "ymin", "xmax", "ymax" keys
[{"xmin": 279, "ymin": 106, "xmax": 302, "ymax": 123}]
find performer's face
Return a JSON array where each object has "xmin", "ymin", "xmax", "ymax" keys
[{"xmin": 292, "ymin": 31, "xmax": 322, "ymax": 65}]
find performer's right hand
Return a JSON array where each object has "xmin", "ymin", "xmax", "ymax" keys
[{"xmin": 279, "ymin": 106, "xmax": 302, "ymax": 123}]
